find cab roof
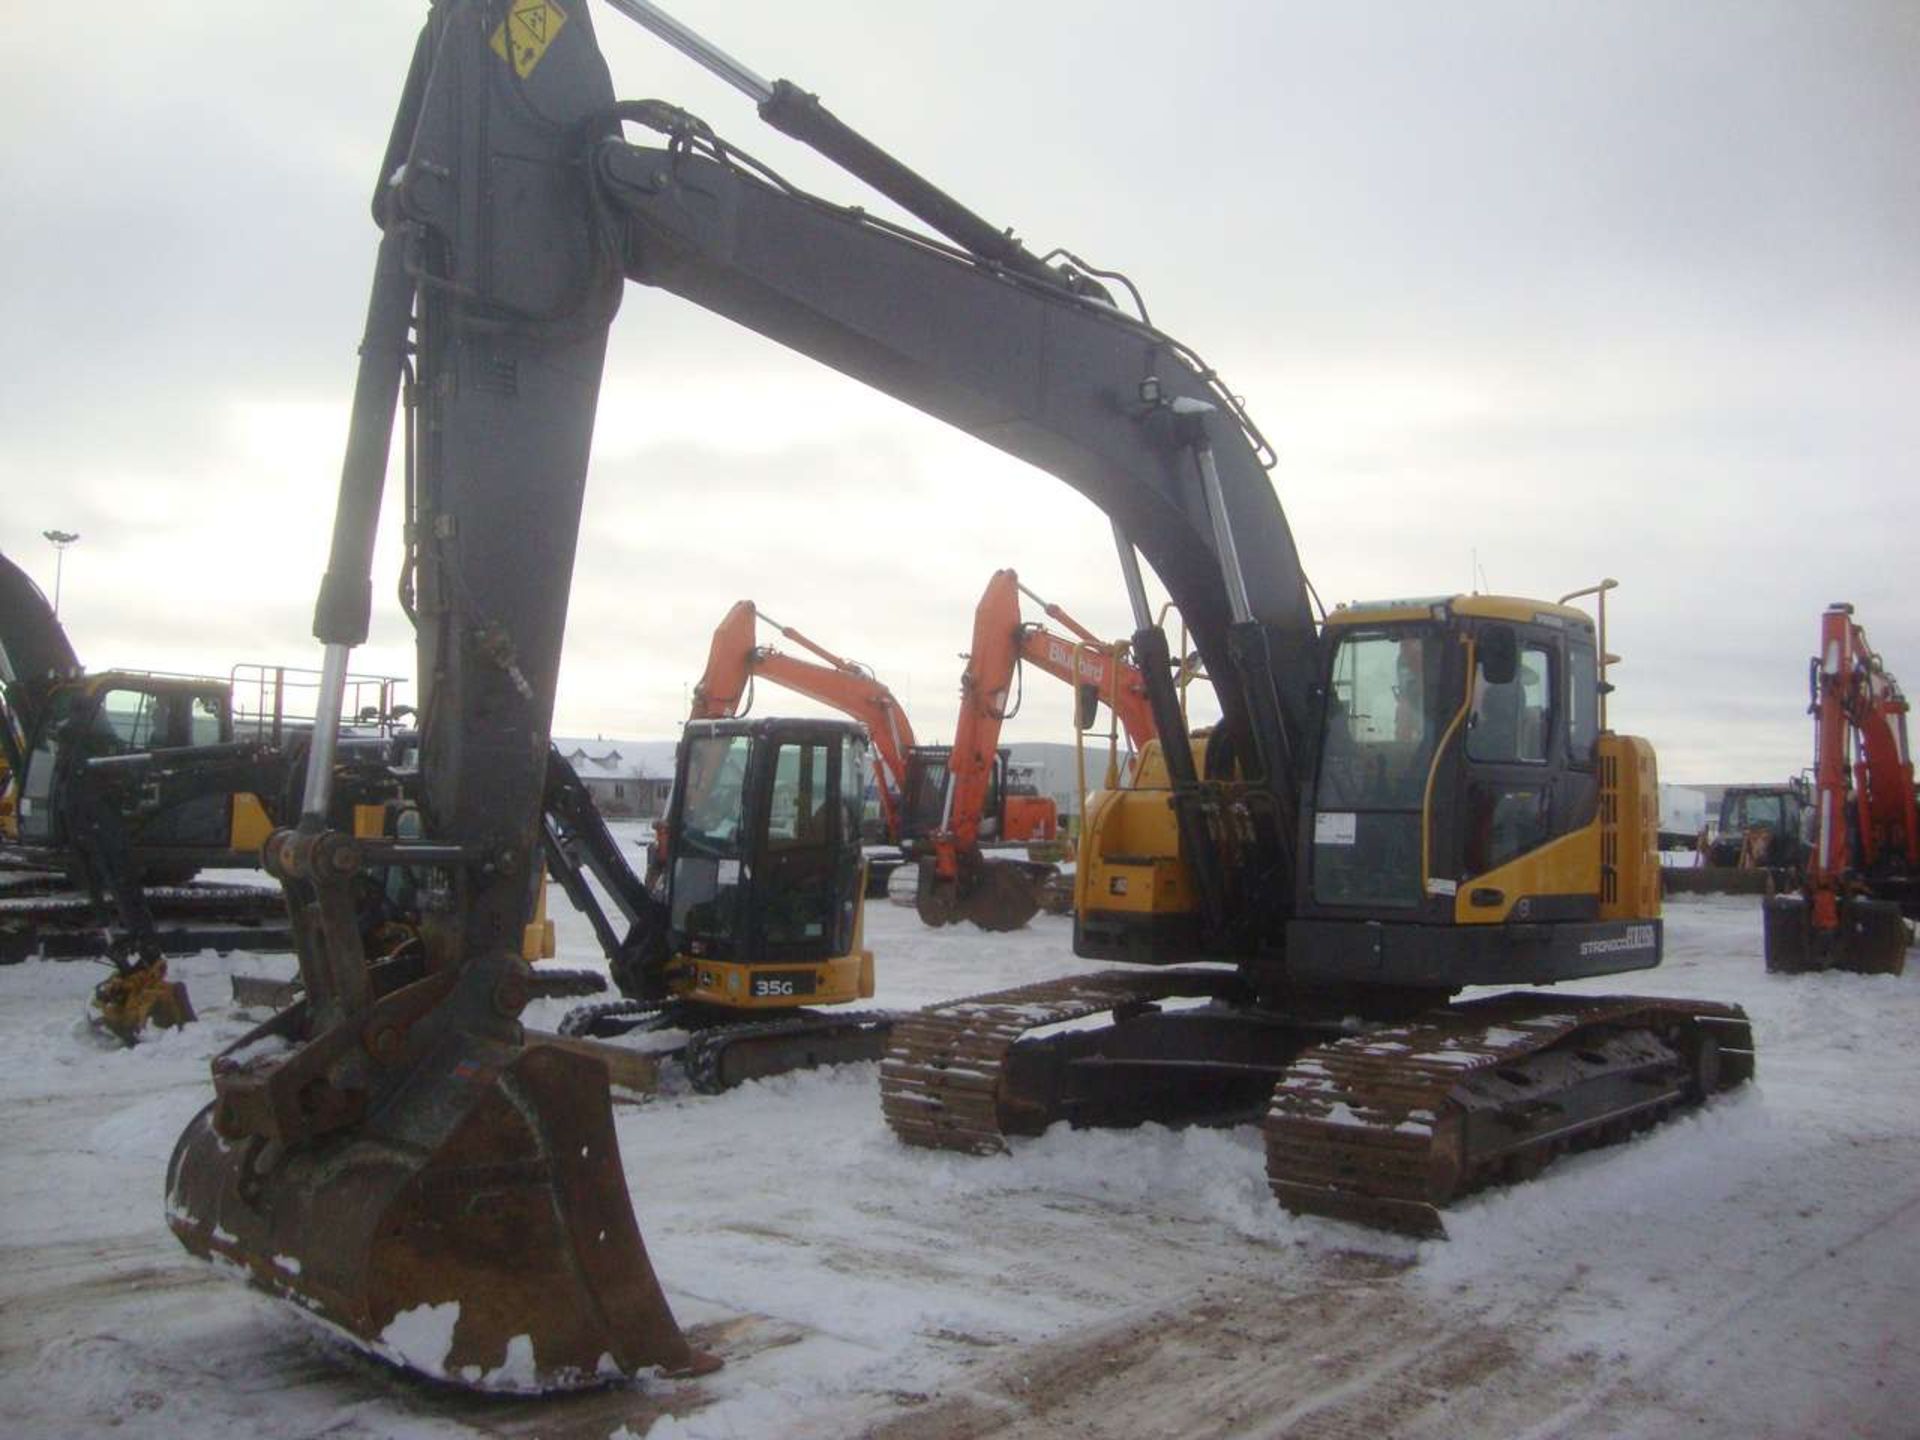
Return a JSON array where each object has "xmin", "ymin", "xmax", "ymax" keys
[{"xmin": 1324, "ymin": 594, "xmax": 1598, "ymax": 632}]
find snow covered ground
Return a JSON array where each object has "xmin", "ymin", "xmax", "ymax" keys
[{"xmin": 2, "ymin": 844, "xmax": 1916, "ymax": 1438}]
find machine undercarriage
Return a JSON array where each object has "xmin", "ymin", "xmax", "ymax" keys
[
  {"xmin": 558, "ymin": 997, "xmax": 897, "ymax": 1093},
  {"xmin": 882, "ymin": 969, "xmax": 1753, "ymax": 1236}
]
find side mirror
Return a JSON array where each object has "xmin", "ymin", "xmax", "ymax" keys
[
  {"xmin": 1478, "ymin": 625, "xmax": 1519, "ymax": 687},
  {"xmin": 1075, "ymin": 682, "xmax": 1100, "ymax": 732}
]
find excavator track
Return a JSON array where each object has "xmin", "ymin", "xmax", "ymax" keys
[
  {"xmin": 557, "ymin": 999, "xmax": 897, "ymax": 1092},
  {"xmin": 880, "ymin": 968, "xmax": 1250, "ymax": 1154},
  {"xmin": 684, "ymin": 1009, "xmax": 896, "ymax": 1094},
  {"xmin": 884, "ymin": 977, "xmax": 1754, "ymax": 1237},
  {"xmin": 0, "ymin": 880, "xmax": 290, "ymax": 963},
  {"xmin": 1263, "ymin": 992, "xmax": 1755, "ymax": 1237},
  {"xmin": 557, "ymin": 997, "xmax": 670, "ymax": 1038}
]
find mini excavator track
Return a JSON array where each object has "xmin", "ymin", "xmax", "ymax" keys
[
  {"xmin": 1264, "ymin": 993, "xmax": 1754, "ymax": 1236},
  {"xmin": 558, "ymin": 998, "xmax": 897, "ymax": 1093},
  {"xmin": 683, "ymin": 1010, "xmax": 895, "ymax": 1093}
]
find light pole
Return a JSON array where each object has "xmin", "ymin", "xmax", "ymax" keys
[{"xmin": 42, "ymin": 530, "xmax": 79, "ymax": 617}]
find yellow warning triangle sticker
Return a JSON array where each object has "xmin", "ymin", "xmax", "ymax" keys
[{"xmin": 489, "ymin": 0, "xmax": 568, "ymax": 79}]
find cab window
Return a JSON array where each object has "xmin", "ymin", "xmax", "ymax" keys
[
  {"xmin": 767, "ymin": 739, "xmax": 833, "ymax": 846},
  {"xmin": 762, "ymin": 737, "xmax": 841, "ymax": 952},
  {"xmin": 679, "ymin": 733, "xmax": 752, "ymax": 853},
  {"xmin": 1316, "ymin": 628, "xmax": 1444, "ymax": 809},
  {"xmin": 1568, "ymin": 640, "xmax": 1598, "ymax": 766},
  {"xmin": 99, "ymin": 689, "xmax": 159, "ymax": 750},
  {"xmin": 670, "ymin": 733, "xmax": 754, "ymax": 949},
  {"xmin": 191, "ymin": 695, "xmax": 225, "ymax": 747},
  {"xmin": 841, "ymin": 734, "xmax": 867, "ymax": 844},
  {"xmin": 1312, "ymin": 627, "xmax": 1443, "ymax": 909},
  {"xmin": 1468, "ymin": 641, "xmax": 1552, "ymax": 764}
]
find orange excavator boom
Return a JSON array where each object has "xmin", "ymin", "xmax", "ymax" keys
[
  {"xmin": 691, "ymin": 600, "xmax": 917, "ymax": 837},
  {"xmin": 1764, "ymin": 602, "xmax": 1918, "ymax": 974},
  {"xmin": 918, "ymin": 569, "xmax": 1154, "ymax": 930}
]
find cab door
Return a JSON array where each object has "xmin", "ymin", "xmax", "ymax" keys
[
  {"xmin": 1307, "ymin": 624, "xmax": 1449, "ymax": 911},
  {"xmin": 1452, "ymin": 622, "xmax": 1601, "ymax": 920},
  {"xmin": 1458, "ymin": 625, "xmax": 1556, "ymax": 881},
  {"xmin": 752, "ymin": 731, "xmax": 864, "ymax": 964}
]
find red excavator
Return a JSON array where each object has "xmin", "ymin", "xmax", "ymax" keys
[{"xmin": 1763, "ymin": 603, "xmax": 1918, "ymax": 974}]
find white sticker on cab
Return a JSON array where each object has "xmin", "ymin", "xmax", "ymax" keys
[{"xmin": 1314, "ymin": 811, "xmax": 1357, "ymax": 846}]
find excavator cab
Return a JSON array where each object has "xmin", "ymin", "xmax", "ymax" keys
[
  {"xmin": 13, "ymin": 674, "xmax": 260, "ymax": 858},
  {"xmin": 1079, "ymin": 595, "xmax": 1667, "ymax": 991},
  {"xmin": 1285, "ymin": 595, "xmax": 1661, "ymax": 989},
  {"xmin": 899, "ymin": 745, "xmax": 1053, "ymax": 846},
  {"xmin": 666, "ymin": 717, "xmax": 874, "ymax": 1010}
]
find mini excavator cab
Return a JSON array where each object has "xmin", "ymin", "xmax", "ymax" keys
[{"xmin": 664, "ymin": 717, "xmax": 874, "ymax": 1010}]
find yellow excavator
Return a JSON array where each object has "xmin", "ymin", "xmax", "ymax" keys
[
  {"xmin": 166, "ymin": 0, "xmax": 1752, "ymax": 1392},
  {"xmin": 542, "ymin": 715, "xmax": 892, "ymax": 1091}
]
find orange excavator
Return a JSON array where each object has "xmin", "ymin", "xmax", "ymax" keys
[
  {"xmin": 687, "ymin": 600, "xmax": 916, "ymax": 852},
  {"xmin": 910, "ymin": 568, "xmax": 1157, "ymax": 930},
  {"xmin": 1763, "ymin": 603, "xmax": 1918, "ymax": 975},
  {"xmin": 685, "ymin": 588, "xmax": 1152, "ymax": 930}
]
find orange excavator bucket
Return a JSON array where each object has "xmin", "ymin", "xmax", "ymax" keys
[{"xmin": 165, "ymin": 831, "xmax": 710, "ymax": 1392}]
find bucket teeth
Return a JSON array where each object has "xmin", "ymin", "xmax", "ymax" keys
[{"xmin": 167, "ymin": 1034, "xmax": 706, "ymax": 1391}]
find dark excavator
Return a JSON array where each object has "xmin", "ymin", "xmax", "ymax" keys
[{"xmin": 168, "ymin": 0, "xmax": 1753, "ymax": 1392}]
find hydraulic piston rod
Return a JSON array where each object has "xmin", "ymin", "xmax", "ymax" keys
[{"xmin": 602, "ymin": 0, "xmax": 1078, "ymax": 290}]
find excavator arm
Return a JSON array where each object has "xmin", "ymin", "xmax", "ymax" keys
[
  {"xmin": 169, "ymin": 0, "xmax": 1317, "ymax": 1392},
  {"xmin": 0, "ymin": 551, "xmax": 83, "ymax": 785}
]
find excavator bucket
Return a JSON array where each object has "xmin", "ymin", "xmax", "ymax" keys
[
  {"xmin": 1762, "ymin": 894, "xmax": 1909, "ymax": 976},
  {"xmin": 916, "ymin": 856, "xmax": 1047, "ymax": 932},
  {"xmin": 961, "ymin": 859, "xmax": 1048, "ymax": 932},
  {"xmin": 167, "ymin": 1032, "xmax": 710, "ymax": 1390}
]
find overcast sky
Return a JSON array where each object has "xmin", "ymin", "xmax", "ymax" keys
[{"xmin": 2, "ymin": 1, "xmax": 1913, "ymax": 784}]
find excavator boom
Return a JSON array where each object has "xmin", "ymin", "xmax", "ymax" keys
[{"xmin": 1012, "ymin": 621, "xmax": 1157, "ymax": 753}]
